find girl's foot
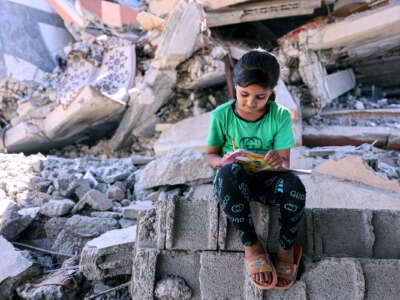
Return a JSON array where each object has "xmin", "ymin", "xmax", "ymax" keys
[
  {"xmin": 276, "ymin": 246, "xmax": 294, "ymax": 288},
  {"xmin": 244, "ymin": 240, "xmax": 273, "ymax": 285}
]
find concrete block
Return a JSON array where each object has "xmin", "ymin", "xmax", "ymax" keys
[
  {"xmin": 218, "ymin": 202, "xmax": 269, "ymax": 251},
  {"xmin": 312, "ymin": 209, "xmax": 374, "ymax": 258},
  {"xmin": 80, "ymin": 225, "xmax": 136, "ymax": 280},
  {"xmin": 135, "ymin": 207, "xmax": 158, "ymax": 249},
  {"xmin": 122, "ymin": 201, "xmax": 154, "ymax": 220},
  {"xmin": 39, "ymin": 199, "xmax": 75, "ymax": 217},
  {"xmin": 372, "ymin": 210, "xmax": 400, "ymax": 259},
  {"xmin": 200, "ymin": 251, "xmax": 263, "ymax": 300},
  {"xmin": 360, "ymin": 259, "xmax": 400, "ymax": 300},
  {"xmin": 132, "ymin": 248, "xmax": 201, "ymax": 300},
  {"xmin": 302, "ymin": 258, "xmax": 365, "ymax": 300},
  {"xmin": 165, "ymin": 193, "xmax": 219, "ymax": 251},
  {"xmin": 264, "ymin": 280, "xmax": 307, "ymax": 300}
]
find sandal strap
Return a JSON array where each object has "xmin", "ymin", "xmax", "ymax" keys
[
  {"xmin": 275, "ymin": 261, "xmax": 298, "ymax": 281},
  {"xmin": 246, "ymin": 254, "xmax": 273, "ymax": 275}
]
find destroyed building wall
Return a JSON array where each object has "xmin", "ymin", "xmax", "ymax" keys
[{"xmin": 0, "ymin": 0, "xmax": 74, "ymax": 83}]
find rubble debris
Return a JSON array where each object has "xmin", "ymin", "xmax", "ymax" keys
[
  {"xmin": 76, "ymin": 0, "xmax": 140, "ymax": 32},
  {"xmin": 153, "ymin": 0, "xmax": 204, "ymax": 69},
  {"xmin": 72, "ymin": 189, "xmax": 113, "ymax": 213},
  {"xmin": 136, "ymin": 11, "xmax": 165, "ymax": 31},
  {"xmin": 52, "ymin": 215, "xmax": 120, "ymax": 254},
  {"xmin": 154, "ymin": 276, "xmax": 192, "ymax": 300},
  {"xmin": 206, "ymin": 0, "xmax": 322, "ymax": 27},
  {"xmin": 122, "ymin": 201, "xmax": 154, "ymax": 220},
  {"xmin": 135, "ymin": 148, "xmax": 215, "ymax": 190},
  {"xmin": 148, "ymin": 0, "xmax": 180, "ymax": 17},
  {"xmin": 80, "ymin": 225, "xmax": 136, "ymax": 280},
  {"xmin": 0, "ymin": 235, "xmax": 40, "ymax": 299}
]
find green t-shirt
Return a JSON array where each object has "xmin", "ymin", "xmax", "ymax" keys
[{"xmin": 207, "ymin": 100, "xmax": 295, "ymax": 156}]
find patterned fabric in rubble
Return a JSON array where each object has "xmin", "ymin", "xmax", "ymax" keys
[{"xmin": 57, "ymin": 36, "xmax": 135, "ymax": 109}]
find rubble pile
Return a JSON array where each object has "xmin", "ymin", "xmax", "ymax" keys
[{"xmin": 1, "ymin": 0, "xmax": 400, "ymax": 299}]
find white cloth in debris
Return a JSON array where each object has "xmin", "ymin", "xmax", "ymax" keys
[{"xmin": 57, "ymin": 35, "xmax": 135, "ymax": 108}]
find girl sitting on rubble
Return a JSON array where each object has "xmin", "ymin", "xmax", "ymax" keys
[{"xmin": 206, "ymin": 49, "xmax": 306, "ymax": 290}]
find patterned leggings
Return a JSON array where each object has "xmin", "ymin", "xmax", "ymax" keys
[{"xmin": 214, "ymin": 163, "xmax": 306, "ymax": 250}]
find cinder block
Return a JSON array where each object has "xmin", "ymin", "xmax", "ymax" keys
[
  {"xmin": 135, "ymin": 208, "xmax": 157, "ymax": 250},
  {"xmin": 360, "ymin": 259, "xmax": 400, "ymax": 300},
  {"xmin": 200, "ymin": 251, "xmax": 263, "ymax": 300},
  {"xmin": 131, "ymin": 248, "xmax": 201, "ymax": 300},
  {"xmin": 218, "ymin": 202, "xmax": 269, "ymax": 251},
  {"xmin": 372, "ymin": 210, "xmax": 400, "ymax": 258},
  {"xmin": 165, "ymin": 192, "xmax": 219, "ymax": 250},
  {"xmin": 302, "ymin": 257, "xmax": 365, "ymax": 300},
  {"xmin": 264, "ymin": 281, "xmax": 307, "ymax": 300},
  {"xmin": 312, "ymin": 209, "xmax": 374, "ymax": 258}
]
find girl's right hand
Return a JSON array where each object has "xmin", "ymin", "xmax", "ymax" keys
[{"xmin": 216, "ymin": 151, "xmax": 234, "ymax": 169}]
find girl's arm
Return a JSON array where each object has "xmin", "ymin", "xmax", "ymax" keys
[
  {"xmin": 264, "ymin": 148, "xmax": 290, "ymax": 169},
  {"xmin": 206, "ymin": 146, "xmax": 225, "ymax": 170}
]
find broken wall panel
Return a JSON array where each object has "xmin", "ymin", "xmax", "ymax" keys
[{"xmin": 206, "ymin": 0, "xmax": 322, "ymax": 27}]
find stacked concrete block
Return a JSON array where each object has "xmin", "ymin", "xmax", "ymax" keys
[{"xmin": 372, "ymin": 210, "xmax": 400, "ymax": 259}]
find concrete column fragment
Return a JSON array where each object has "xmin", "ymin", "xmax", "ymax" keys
[
  {"xmin": 312, "ymin": 209, "xmax": 374, "ymax": 258},
  {"xmin": 79, "ymin": 226, "xmax": 136, "ymax": 280}
]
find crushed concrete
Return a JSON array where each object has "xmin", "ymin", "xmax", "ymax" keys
[{"xmin": 154, "ymin": 276, "xmax": 192, "ymax": 300}]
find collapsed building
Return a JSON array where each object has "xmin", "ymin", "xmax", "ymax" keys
[{"xmin": 0, "ymin": 0, "xmax": 400, "ymax": 299}]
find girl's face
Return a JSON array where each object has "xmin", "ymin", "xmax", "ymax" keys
[{"xmin": 235, "ymin": 84, "xmax": 272, "ymax": 116}]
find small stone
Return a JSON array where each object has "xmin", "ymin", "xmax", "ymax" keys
[
  {"xmin": 74, "ymin": 179, "xmax": 93, "ymax": 200},
  {"xmin": 355, "ymin": 101, "xmax": 365, "ymax": 110},
  {"xmin": 72, "ymin": 190, "xmax": 113, "ymax": 213},
  {"xmin": 40, "ymin": 199, "xmax": 75, "ymax": 217},
  {"xmin": 154, "ymin": 276, "xmax": 192, "ymax": 300},
  {"xmin": 107, "ymin": 185, "xmax": 125, "ymax": 201},
  {"xmin": 121, "ymin": 199, "xmax": 131, "ymax": 207}
]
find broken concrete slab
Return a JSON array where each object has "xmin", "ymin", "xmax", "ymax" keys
[
  {"xmin": 307, "ymin": 4, "xmax": 400, "ymax": 51},
  {"xmin": 39, "ymin": 199, "xmax": 75, "ymax": 217},
  {"xmin": 80, "ymin": 225, "xmax": 136, "ymax": 280},
  {"xmin": 109, "ymin": 69, "xmax": 177, "ymax": 151},
  {"xmin": 311, "ymin": 209, "xmax": 374, "ymax": 258},
  {"xmin": 0, "ymin": 235, "xmax": 40, "ymax": 299},
  {"xmin": 52, "ymin": 215, "xmax": 119, "ymax": 254},
  {"xmin": 154, "ymin": 112, "xmax": 210, "ymax": 156},
  {"xmin": 135, "ymin": 149, "xmax": 215, "ymax": 190},
  {"xmin": 302, "ymin": 257, "xmax": 365, "ymax": 300},
  {"xmin": 1, "ymin": 85, "xmax": 125, "ymax": 154},
  {"xmin": 360, "ymin": 259, "xmax": 400, "ymax": 300},
  {"xmin": 206, "ymin": 0, "xmax": 322, "ymax": 27},
  {"xmin": 314, "ymin": 156, "xmax": 400, "ymax": 193},
  {"xmin": 153, "ymin": 0, "xmax": 203, "ymax": 69}
]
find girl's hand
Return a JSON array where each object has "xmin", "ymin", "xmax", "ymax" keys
[
  {"xmin": 216, "ymin": 151, "xmax": 234, "ymax": 168},
  {"xmin": 264, "ymin": 150, "xmax": 283, "ymax": 169}
]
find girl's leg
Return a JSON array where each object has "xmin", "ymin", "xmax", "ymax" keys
[
  {"xmin": 215, "ymin": 163, "xmax": 274, "ymax": 285},
  {"xmin": 215, "ymin": 163, "xmax": 258, "ymax": 246}
]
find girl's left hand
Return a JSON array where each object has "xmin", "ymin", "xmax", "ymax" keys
[{"xmin": 264, "ymin": 150, "xmax": 283, "ymax": 169}]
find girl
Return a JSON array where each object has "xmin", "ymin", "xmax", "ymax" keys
[{"xmin": 206, "ymin": 50, "xmax": 306, "ymax": 290}]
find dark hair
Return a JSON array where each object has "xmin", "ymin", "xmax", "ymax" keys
[{"xmin": 233, "ymin": 49, "xmax": 280, "ymax": 90}]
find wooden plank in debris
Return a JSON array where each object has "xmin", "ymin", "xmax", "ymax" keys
[
  {"xmin": 308, "ymin": 4, "xmax": 400, "ymax": 50},
  {"xmin": 206, "ymin": 0, "xmax": 322, "ymax": 27}
]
